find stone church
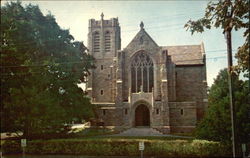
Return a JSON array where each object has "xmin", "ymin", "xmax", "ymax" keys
[{"xmin": 86, "ymin": 14, "xmax": 207, "ymax": 133}]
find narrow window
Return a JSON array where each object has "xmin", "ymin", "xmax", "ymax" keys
[
  {"xmin": 93, "ymin": 32, "xmax": 100, "ymax": 52},
  {"xmin": 156, "ymin": 108, "xmax": 159, "ymax": 115},
  {"xmin": 101, "ymin": 65, "xmax": 104, "ymax": 70},
  {"xmin": 100, "ymin": 90, "xmax": 104, "ymax": 95},
  {"xmin": 180, "ymin": 109, "xmax": 184, "ymax": 115},
  {"xmin": 105, "ymin": 31, "xmax": 111, "ymax": 52},
  {"xmin": 103, "ymin": 109, "xmax": 106, "ymax": 115},
  {"xmin": 125, "ymin": 109, "xmax": 128, "ymax": 115}
]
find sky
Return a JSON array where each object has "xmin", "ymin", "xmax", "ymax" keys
[{"xmin": 2, "ymin": 0, "xmax": 246, "ymax": 87}]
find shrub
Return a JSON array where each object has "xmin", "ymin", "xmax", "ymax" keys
[
  {"xmin": 1, "ymin": 140, "xmax": 22, "ymax": 154},
  {"xmin": 2, "ymin": 138, "xmax": 230, "ymax": 157}
]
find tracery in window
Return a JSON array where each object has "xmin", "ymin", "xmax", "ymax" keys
[{"xmin": 131, "ymin": 52, "xmax": 154, "ymax": 93}]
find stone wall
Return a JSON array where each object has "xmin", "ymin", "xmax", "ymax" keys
[
  {"xmin": 169, "ymin": 102, "xmax": 197, "ymax": 133},
  {"xmin": 175, "ymin": 66, "xmax": 205, "ymax": 101},
  {"xmin": 175, "ymin": 65, "xmax": 207, "ymax": 120},
  {"xmin": 94, "ymin": 101, "xmax": 197, "ymax": 133},
  {"xmin": 95, "ymin": 105, "xmax": 123, "ymax": 126},
  {"xmin": 167, "ymin": 57, "xmax": 176, "ymax": 101},
  {"xmin": 91, "ymin": 58, "xmax": 114, "ymax": 102}
]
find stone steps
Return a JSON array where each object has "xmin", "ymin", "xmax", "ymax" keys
[{"xmin": 116, "ymin": 127, "xmax": 164, "ymax": 136}]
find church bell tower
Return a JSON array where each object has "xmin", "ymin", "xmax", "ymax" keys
[{"xmin": 87, "ymin": 13, "xmax": 121, "ymax": 103}]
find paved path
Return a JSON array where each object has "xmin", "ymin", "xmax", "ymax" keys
[
  {"xmin": 110, "ymin": 127, "xmax": 192, "ymax": 138},
  {"xmin": 113, "ymin": 128, "xmax": 163, "ymax": 136},
  {"xmin": 0, "ymin": 132, "xmax": 22, "ymax": 139}
]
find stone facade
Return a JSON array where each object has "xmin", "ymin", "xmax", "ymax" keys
[{"xmin": 87, "ymin": 14, "xmax": 208, "ymax": 133}]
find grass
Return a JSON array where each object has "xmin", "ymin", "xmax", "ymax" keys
[
  {"xmin": 37, "ymin": 136, "xmax": 192, "ymax": 142},
  {"xmin": 171, "ymin": 132, "xmax": 194, "ymax": 137},
  {"xmin": 2, "ymin": 127, "xmax": 195, "ymax": 140},
  {"xmin": 96, "ymin": 136, "xmax": 192, "ymax": 140},
  {"xmin": 68, "ymin": 127, "xmax": 194, "ymax": 140}
]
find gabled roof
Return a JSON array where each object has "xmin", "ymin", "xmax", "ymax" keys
[
  {"xmin": 125, "ymin": 22, "xmax": 158, "ymax": 49},
  {"xmin": 124, "ymin": 22, "xmax": 205, "ymax": 66},
  {"xmin": 161, "ymin": 44, "xmax": 205, "ymax": 65}
]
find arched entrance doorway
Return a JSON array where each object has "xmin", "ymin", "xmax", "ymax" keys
[{"xmin": 135, "ymin": 104, "xmax": 150, "ymax": 126}]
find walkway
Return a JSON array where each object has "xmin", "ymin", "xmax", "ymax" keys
[{"xmin": 111, "ymin": 127, "xmax": 192, "ymax": 138}]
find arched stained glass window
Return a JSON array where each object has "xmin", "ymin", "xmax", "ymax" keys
[{"xmin": 131, "ymin": 52, "xmax": 154, "ymax": 93}]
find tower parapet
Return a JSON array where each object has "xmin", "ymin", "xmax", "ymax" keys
[
  {"xmin": 89, "ymin": 18, "xmax": 119, "ymax": 28},
  {"xmin": 89, "ymin": 13, "xmax": 119, "ymax": 28}
]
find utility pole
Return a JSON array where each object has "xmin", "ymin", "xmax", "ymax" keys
[
  {"xmin": 224, "ymin": 2, "xmax": 236, "ymax": 156},
  {"xmin": 225, "ymin": 28, "xmax": 236, "ymax": 158}
]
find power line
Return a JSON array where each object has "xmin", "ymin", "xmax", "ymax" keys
[
  {"xmin": 1, "ymin": 13, "xmax": 205, "ymax": 47},
  {"xmin": 1, "ymin": 23, "xmax": 187, "ymax": 47},
  {"xmin": 121, "ymin": 12, "xmax": 204, "ymax": 27},
  {"xmin": 123, "ymin": 23, "xmax": 185, "ymax": 32},
  {"xmin": 0, "ymin": 49, "xmax": 237, "ymax": 68},
  {"xmin": 0, "ymin": 60, "xmax": 86, "ymax": 68},
  {"xmin": 1, "ymin": 25, "xmax": 184, "ymax": 46},
  {"xmin": 1, "ymin": 38, "xmax": 74, "ymax": 46},
  {"xmin": 1, "ymin": 54, "xmax": 232, "ymax": 76}
]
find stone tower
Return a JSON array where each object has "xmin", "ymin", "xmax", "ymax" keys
[{"xmin": 87, "ymin": 13, "xmax": 121, "ymax": 103}]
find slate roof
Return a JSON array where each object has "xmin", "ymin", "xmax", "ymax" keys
[{"xmin": 161, "ymin": 45, "xmax": 205, "ymax": 65}]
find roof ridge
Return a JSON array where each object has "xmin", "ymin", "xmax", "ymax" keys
[{"xmin": 161, "ymin": 44, "xmax": 201, "ymax": 47}]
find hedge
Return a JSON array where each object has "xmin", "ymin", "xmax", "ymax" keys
[{"xmin": 1, "ymin": 139, "xmax": 230, "ymax": 157}]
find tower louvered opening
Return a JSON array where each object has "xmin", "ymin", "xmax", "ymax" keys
[
  {"xmin": 105, "ymin": 31, "xmax": 111, "ymax": 52},
  {"xmin": 93, "ymin": 31, "xmax": 100, "ymax": 52}
]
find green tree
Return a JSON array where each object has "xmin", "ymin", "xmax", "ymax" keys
[
  {"xmin": 1, "ymin": 2, "xmax": 95, "ymax": 138},
  {"xmin": 184, "ymin": 0, "xmax": 249, "ymax": 73},
  {"xmin": 195, "ymin": 69, "xmax": 250, "ymax": 145}
]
